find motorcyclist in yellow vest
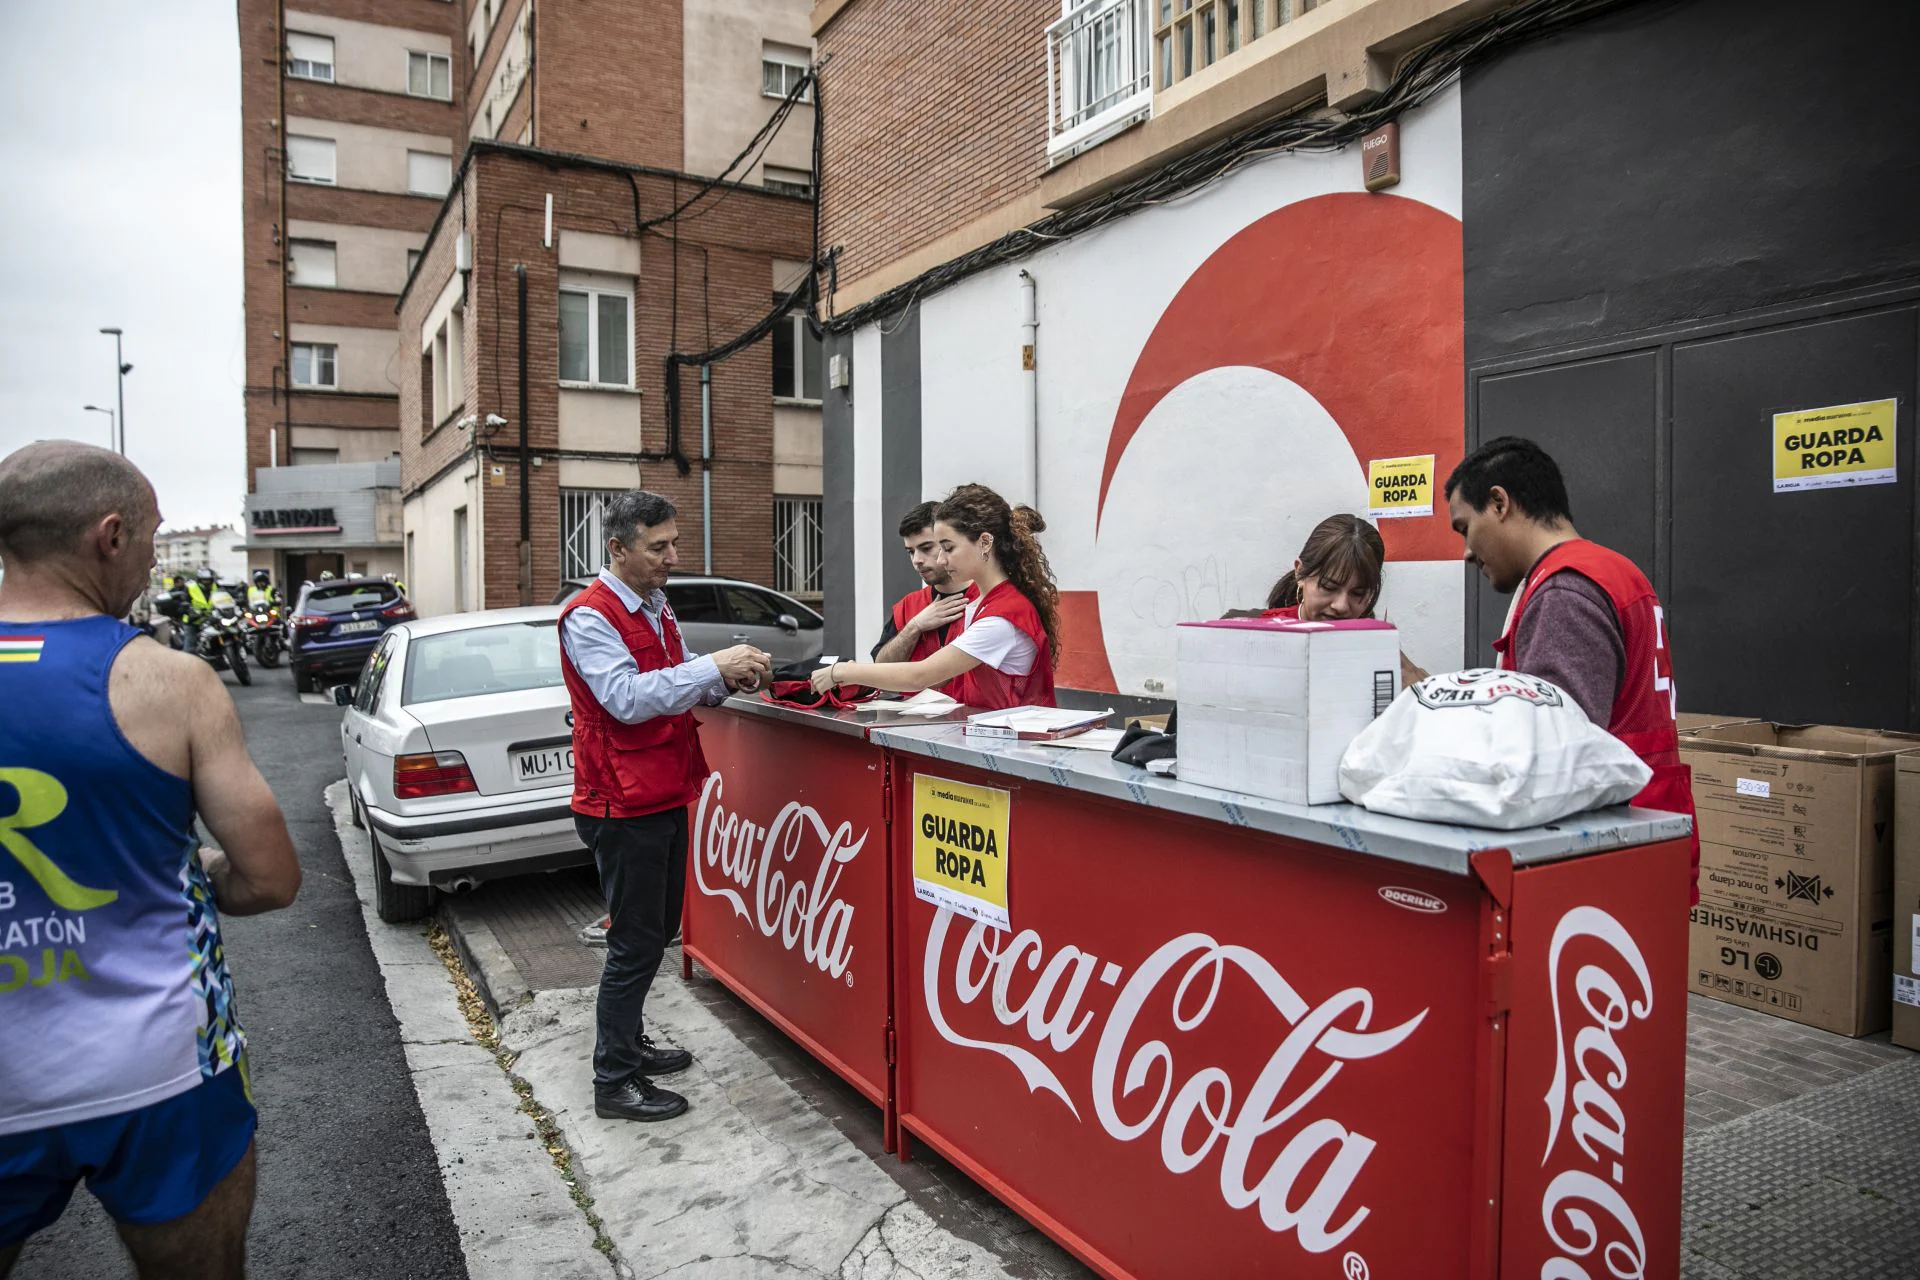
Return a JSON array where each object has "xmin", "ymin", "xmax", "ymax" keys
[
  {"xmin": 245, "ymin": 569, "xmax": 280, "ymax": 612},
  {"xmin": 182, "ymin": 567, "xmax": 219, "ymax": 654}
]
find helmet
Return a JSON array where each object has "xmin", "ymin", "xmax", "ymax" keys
[
  {"xmin": 195, "ymin": 567, "xmax": 216, "ymax": 584},
  {"xmin": 253, "ymin": 569, "xmax": 270, "ymax": 585},
  {"xmin": 318, "ymin": 570, "xmax": 337, "ymax": 580},
  {"xmin": 383, "ymin": 572, "xmax": 399, "ymax": 585}
]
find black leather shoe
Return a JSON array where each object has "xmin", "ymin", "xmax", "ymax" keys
[
  {"xmin": 637, "ymin": 1033, "xmax": 693, "ymax": 1075},
  {"xmin": 594, "ymin": 1076, "xmax": 688, "ymax": 1123}
]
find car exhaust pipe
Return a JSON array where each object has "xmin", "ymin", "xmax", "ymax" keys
[{"xmin": 442, "ymin": 876, "xmax": 480, "ymax": 894}]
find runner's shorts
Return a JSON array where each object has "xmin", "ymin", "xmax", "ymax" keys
[{"xmin": 0, "ymin": 1065, "xmax": 256, "ymax": 1247}]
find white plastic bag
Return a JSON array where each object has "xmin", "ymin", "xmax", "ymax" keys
[{"xmin": 1337, "ymin": 669, "xmax": 1651, "ymax": 829}]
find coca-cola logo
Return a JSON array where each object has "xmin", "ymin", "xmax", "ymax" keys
[
  {"xmin": 923, "ymin": 909, "xmax": 1429, "ymax": 1255},
  {"xmin": 691, "ymin": 772, "xmax": 862, "ymax": 980},
  {"xmin": 1539, "ymin": 906, "xmax": 1652, "ymax": 1280}
]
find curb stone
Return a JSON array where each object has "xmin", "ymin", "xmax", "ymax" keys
[{"xmin": 437, "ymin": 893, "xmax": 534, "ymax": 1020}]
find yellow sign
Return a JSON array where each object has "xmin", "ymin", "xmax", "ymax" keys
[
  {"xmin": 1773, "ymin": 399, "xmax": 1897, "ymax": 493},
  {"xmin": 912, "ymin": 774, "xmax": 1010, "ymax": 930},
  {"xmin": 1367, "ymin": 454, "xmax": 1435, "ymax": 520}
]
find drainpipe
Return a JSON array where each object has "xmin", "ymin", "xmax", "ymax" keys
[
  {"xmin": 516, "ymin": 263, "xmax": 531, "ymax": 605},
  {"xmin": 1018, "ymin": 269, "xmax": 1039, "ymax": 507},
  {"xmin": 700, "ymin": 363, "xmax": 713, "ymax": 575}
]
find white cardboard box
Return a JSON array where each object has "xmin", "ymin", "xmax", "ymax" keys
[{"xmin": 1176, "ymin": 618, "xmax": 1401, "ymax": 805}]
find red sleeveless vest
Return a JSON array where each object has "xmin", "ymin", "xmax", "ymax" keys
[
  {"xmin": 559, "ymin": 578, "xmax": 710, "ymax": 819},
  {"xmin": 1494, "ymin": 540, "xmax": 1698, "ymax": 900},
  {"xmin": 890, "ymin": 583, "xmax": 977, "ymax": 696},
  {"xmin": 949, "ymin": 580, "xmax": 1056, "ymax": 710}
]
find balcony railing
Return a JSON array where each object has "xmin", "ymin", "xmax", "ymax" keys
[
  {"xmin": 1156, "ymin": 0, "xmax": 1319, "ymax": 91},
  {"xmin": 1047, "ymin": 0, "xmax": 1154, "ymax": 164}
]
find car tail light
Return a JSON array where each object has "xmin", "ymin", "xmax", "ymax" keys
[
  {"xmin": 393, "ymin": 751, "xmax": 477, "ymax": 798},
  {"xmin": 381, "ymin": 602, "xmax": 416, "ymax": 621},
  {"xmin": 293, "ymin": 613, "xmax": 329, "ymax": 632}
]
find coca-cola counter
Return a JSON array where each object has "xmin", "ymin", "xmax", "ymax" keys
[
  {"xmin": 686, "ymin": 696, "xmax": 1694, "ymax": 1278},
  {"xmin": 871, "ymin": 721, "xmax": 1694, "ymax": 1280}
]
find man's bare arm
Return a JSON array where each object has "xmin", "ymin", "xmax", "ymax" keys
[
  {"xmin": 872, "ymin": 625, "xmax": 922, "ymax": 664},
  {"xmin": 186, "ymin": 662, "xmax": 301, "ymax": 914}
]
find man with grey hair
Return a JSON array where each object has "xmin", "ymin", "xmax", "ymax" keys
[
  {"xmin": 0, "ymin": 442, "xmax": 301, "ymax": 1278},
  {"xmin": 558, "ymin": 489, "xmax": 771, "ymax": 1123}
]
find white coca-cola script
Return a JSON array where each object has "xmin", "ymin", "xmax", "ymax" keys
[
  {"xmin": 922, "ymin": 909, "xmax": 1428, "ymax": 1254},
  {"xmin": 691, "ymin": 772, "xmax": 861, "ymax": 979},
  {"xmin": 1539, "ymin": 906, "xmax": 1653, "ymax": 1280}
]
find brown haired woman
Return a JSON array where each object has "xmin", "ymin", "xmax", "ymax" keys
[
  {"xmin": 811, "ymin": 483, "xmax": 1061, "ymax": 709},
  {"xmin": 1263, "ymin": 513, "xmax": 1428, "ymax": 685}
]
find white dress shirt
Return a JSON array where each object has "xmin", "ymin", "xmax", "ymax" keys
[{"xmin": 560, "ymin": 569, "xmax": 728, "ymax": 724}]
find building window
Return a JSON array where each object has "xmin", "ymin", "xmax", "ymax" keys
[
  {"xmin": 762, "ymin": 165, "xmax": 813, "ymax": 198},
  {"xmin": 558, "ymin": 283, "xmax": 632, "ymax": 387},
  {"xmin": 406, "ymin": 248, "xmax": 422, "ymax": 276},
  {"xmin": 288, "ymin": 239, "xmax": 337, "ymax": 288},
  {"xmin": 560, "ymin": 489, "xmax": 626, "ymax": 579},
  {"xmin": 408, "ymin": 50, "xmax": 453, "ymax": 100},
  {"xmin": 761, "ymin": 42, "xmax": 811, "ymax": 101},
  {"xmin": 405, "ymin": 532, "xmax": 415, "ymax": 596},
  {"xmin": 286, "ymin": 32, "xmax": 334, "ymax": 82},
  {"xmin": 291, "ymin": 342, "xmax": 338, "ymax": 389},
  {"xmin": 408, "ymin": 151, "xmax": 453, "ymax": 197},
  {"xmin": 771, "ymin": 301, "xmax": 822, "ymax": 402},
  {"xmin": 774, "ymin": 497, "xmax": 823, "ymax": 597},
  {"xmin": 429, "ymin": 306, "xmax": 464, "ymax": 426},
  {"xmin": 286, "ymin": 134, "xmax": 336, "ymax": 185},
  {"xmin": 290, "ymin": 447, "xmax": 340, "ymax": 467}
]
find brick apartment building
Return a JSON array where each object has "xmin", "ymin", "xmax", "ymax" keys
[
  {"xmin": 397, "ymin": 0, "xmax": 820, "ymax": 616},
  {"xmin": 812, "ymin": 0, "xmax": 1920, "ymax": 729},
  {"xmin": 238, "ymin": 0, "xmax": 822, "ymax": 608},
  {"xmin": 237, "ymin": 0, "xmax": 464, "ymax": 584}
]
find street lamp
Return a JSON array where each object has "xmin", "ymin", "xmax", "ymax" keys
[
  {"xmin": 99, "ymin": 327, "xmax": 130, "ymax": 455},
  {"xmin": 82, "ymin": 404, "xmax": 116, "ymax": 448}
]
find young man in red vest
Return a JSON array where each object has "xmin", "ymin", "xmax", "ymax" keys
[
  {"xmin": 870, "ymin": 501, "xmax": 976, "ymax": 671},
  {"xmin": 559, "ymin": 491, "xmax": 771, "ymax": 1122},
  {"xmin": 1445, "ymin": 437, "xmax": 1699, "ymax": 901}
]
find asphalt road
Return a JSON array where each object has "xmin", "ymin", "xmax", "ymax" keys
[{"xmin": 12, "ymin": 661, "xmax": 469, "ymax": 1279}]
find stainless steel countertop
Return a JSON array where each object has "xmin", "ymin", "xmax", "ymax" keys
[
  {"xmin": 870, "ymin": 722, "xmax": 1693, "ymax": 877},
  {"xmin": 703, "ymin": 692, "xmax": 973, "ymax": 740}
]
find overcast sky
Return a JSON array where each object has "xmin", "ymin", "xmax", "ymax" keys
[{"xmin": 0, "ymin": 1, "xmax": 244, "ymax": 533}]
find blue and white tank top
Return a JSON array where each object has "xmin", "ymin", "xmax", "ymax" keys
[{"xmin": 0, "ymin": 616, "xmax": 244, "ymax": 1135}]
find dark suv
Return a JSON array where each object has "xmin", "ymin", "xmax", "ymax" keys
[{"xmin": 289, "ymin": 578, "xmax": 414, "ymax": 694}]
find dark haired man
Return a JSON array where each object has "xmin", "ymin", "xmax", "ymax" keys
[
  {"xmin": 870, "ymin": 501, "xmax": 976, "ymax": 671},
  {"xmin": 1445, "ymin": 436, "xmax": 1698, "ymax": 900},
  {"xmin": 558, "ymin": 489, "xmax": 771, "ymax": 1123}
]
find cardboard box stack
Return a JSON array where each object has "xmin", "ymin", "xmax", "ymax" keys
[
  {"xmin": 1894, "ymin": 755, "xmax": 1920, "ymax": 1051},
  {"xmin": 1682, "ymin": 723, "xmax": 1920, "ymax": 1036},
  {"xmin": 1175, "ymin": 618, "xmax": 1400, "ymax": 806},
  {"xmin": 1677, "ymin": 714, "xmax": 1759, "ymax": 734}
]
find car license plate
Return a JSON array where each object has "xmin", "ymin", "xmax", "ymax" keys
[
  {"xmin": 512, "ymin": 745, "xmax": 573, "ymax": 785},
  {"xmin": 336, "ymin": 619, "xmax": 380, "ymax": 635}
]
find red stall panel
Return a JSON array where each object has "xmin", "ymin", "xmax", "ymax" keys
[
  {"xmin": 686, "ymin": 710, "xmax": 893, "ymax": 1112},
  {"xmin": 1500, "ymin": 841, "xmax": 1691, "ymax": 1280},
  {"xmin": 892, "ymin": 757, "xmax": 1495, "ymax": 1280}
]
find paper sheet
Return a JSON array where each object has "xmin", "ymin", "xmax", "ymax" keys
[
  {"xmin": 869, "ymin": 689, "xmax": 960, "ymax": 717},
  {"xmin": 1031, "ymin": 728, "xmax": 1125, "ymax": 752}
]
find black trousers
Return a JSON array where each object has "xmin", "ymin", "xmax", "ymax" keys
[{"xmin": 575, "ymin": 806, "xmax": 687, "ymax": 1091}]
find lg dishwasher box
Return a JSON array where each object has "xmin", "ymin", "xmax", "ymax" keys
[{"xmin": 1175, "ymin": 618, "xmax": 1400, "ymax": 805}]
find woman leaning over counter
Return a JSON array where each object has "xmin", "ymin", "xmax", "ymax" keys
[{"xmin": 811, "ymin": 483, "xmax": 1060, "ymax": 709}]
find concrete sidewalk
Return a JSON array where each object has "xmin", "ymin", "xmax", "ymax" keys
[{"xmin": 438, "ymin": 853, "xmax": 1920, "ymax": 1280}]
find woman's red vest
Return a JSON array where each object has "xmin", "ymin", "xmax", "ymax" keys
[
  {"xmin": 949, "ymin": 580, "xmax": 1056, "ymax": 710},
  {"xmin": 559, "ymin": 579, "xmax": 709, "ymax": 819},
  {"xmin": 1494, "ymin": 539, "xmax": 1699, "ymax": 899},
  {"xmin": 890, "ymin": 583, "xmax": 978, "ymax": 696}
]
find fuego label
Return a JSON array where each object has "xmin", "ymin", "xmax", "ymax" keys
[
  {"xmin": 1772, "ymin": 398, "xmax": 1897, "ymax": 493},
  {"xmin": 912, "ymin": 775, "xmax": 1011, "ymax": 930}
]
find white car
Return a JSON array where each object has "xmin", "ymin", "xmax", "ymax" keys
[{"xmin": 340, "ymin": 605, "xmax": 591, "ymax": 922}]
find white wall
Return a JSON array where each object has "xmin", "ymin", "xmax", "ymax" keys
[
  {"xmin": 285, "ymin": 10, "xmax": 451, "ymax": 97},
  {"xmin": 874, "ymin": 84, "xmax": 1467, "ymax": 696},
  {"xmin": 285, "ymin": 117, "xmax": 453, "ymax": 196},
  {"xmin": 289, "ymin": 323, "xmax": 404, "ymax": 395},
  {"xmin": 850, "ymin": 326, "xmax": 884, "ymax": 659},
  {"xmin": 683, "ymin": 0, "xmax": 816, "ymax": 184},
  {"xmin": 288, "ymin": 220, "xmax": 425, "ymax": 294},
  {"xmin": 402, "ymin": 466, "xmax": 483, "ymax": 619}
]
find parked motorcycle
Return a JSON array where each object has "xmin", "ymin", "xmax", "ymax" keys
[
  {"xmin": 246, "ymin": 602, "xmax": 286, "ymax": 668},
  {"xmin": 197, "ymin": 591, "xmax": 253, "ymax": 686}
]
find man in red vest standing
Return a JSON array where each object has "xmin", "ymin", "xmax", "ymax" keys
[
  {"xmin": 559, "ymin": 491, "xmax": 771, "ymax": 1122},
  {"xmin": 1444, "ymin": 437, "xmax": 1699, "ymax": 902},
  {"xmin": 870, "ymin": 501, "xmax": 976, "ymax": 675}
]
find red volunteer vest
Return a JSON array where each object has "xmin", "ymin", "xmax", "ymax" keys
[
  {"xmin": 1494, "ymin": 540, "xmax": 1699, "ymax": 899},
  {"xmin": 890, "ymin": 583, "xmax": 978, "ymax": 696},
  {"xmin": 1258, "ymin": 606, "xmax": 1301, "ymax": 621},
  {"xmin": 559, "ymin": 579, "xmax": 710, "ymax": 819},
  {"xmin": 949, "ymin": 580, "xmax": 1057, "ymax": 711}
]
